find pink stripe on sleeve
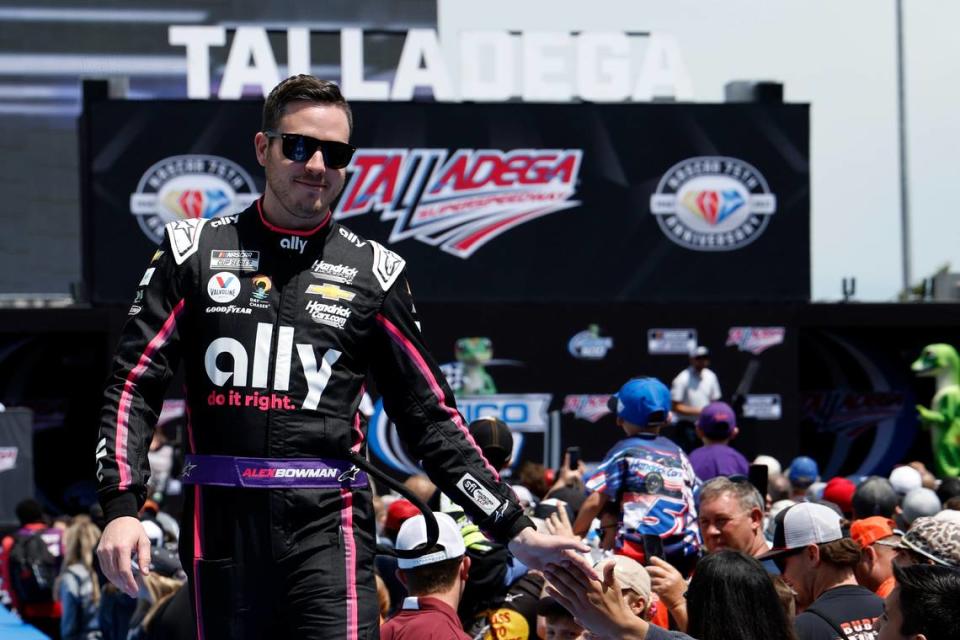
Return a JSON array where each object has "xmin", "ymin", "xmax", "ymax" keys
[
  {"xmin": 115, "ymin": 298, "xmax": 185, "ymax": 489},
  {"xmin": 375, "ymin": 313, "xmax": 500, "ymax": 480}
]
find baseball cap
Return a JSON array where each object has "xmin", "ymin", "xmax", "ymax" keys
[
  {"xmin": 511, "ymin": 484, "xmax": 536, "ymax": 509},
  {"xmin": 765, "ymin": 499, "xmax": 796, "ymax": 540},
  {"xmin": 141, "ymin": 519, "xmax": 164, "ymax": 548},
  {"xmin": 148, "ymin": 546, "xmax": 184, "ymax": 579},
  {"xmin": 852, "ymin": 476, "xmax": 900, "ymax": 519},
  {"xmin": 822, "ymin": 477, "xmax": 856, "ymax": 516},
  {"xmin": 468, "ymin": 417, "xmax": 514, "ymax": 470},
  {"xmin": 889, "ymin": 466, "xmax": 922, "ymax": 495},
  {"xmin": 760, "ymin": 502, "xmax": 843, "ymax": 561},
  {"xmin": 613, "ymin": 377, "xmax": 671, "ymax": 426},
  {"xmin": 537, "ymin": 596, "xmax": 572, "ymax": 618},
  {"xmin": 901, "ymin": 488, "xmax": 942, "ymax": 525},
  {"xmin": 753, "ymin": 454, "xmax": 782, "ymax": 477},
  {"xmin": 936, "ymin": 477, "xmax": 960, "ymax": 503},
  {"xmin": 595, "ymin": 555, "xmax": 652, "ymax": 603},
  {"xmin": 696, "ymin": 401, "xmax": 737, "ymax": 439},
  {"xmin": 533, "ymin": 498, "xmax": 575, "ymax": 523},
  {"xmin": 933, "ymin": 509, "xmax": 960, "ymax": 525},
  {"xmin": 385, "ymin": 499, "xmax": 420, "ymax": 537},
  {"xmin": 787, "ymin": 456, "xmax": 819, "ymax": 488},
  {"xmin": 897, "ymin": 517, "xmax": 960, "ymax": 568},
  {"xmin": 396, "ymin": 512, "xmax": 466, "ymax": 569},
  {"xmin": 691, "ymin": 346, "xmax": 710, "ymax": 358},
  {"xmin": 849, "ymin": 517, "xmax": 899, "ymax": 548}
]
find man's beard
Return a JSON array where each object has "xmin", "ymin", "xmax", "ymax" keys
[{"xmin": 269, "ymin": 172, "xmax": 343, "ymax": 219}]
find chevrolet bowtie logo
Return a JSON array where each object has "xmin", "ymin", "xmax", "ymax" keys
[
  {"xmin": 305, "ymin": 283, "xmax": 357, "ymax": 302},
  {"xmin": 181, "ymin": 462, "xmax": 197, "ymax": 478},
  {"xmin": 338, "ymin": 465, "xmax": 360, "ymax": 483}
]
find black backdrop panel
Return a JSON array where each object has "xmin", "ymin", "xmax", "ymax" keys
[
  {"xmin": 83, "ymin": 100, "xmax": 809, "ymax": 304},
  {"xmin": 413, "ymin": 302, "xmax": 800, "ymax": 467}
]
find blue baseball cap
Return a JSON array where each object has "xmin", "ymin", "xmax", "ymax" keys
[
  {"xmin": 788, "ymin": 456, "xmax": 820, "ymax": 487},
  {"xmin": 613, "ymin": 378, "xmax": 671, "ymax": 426}
]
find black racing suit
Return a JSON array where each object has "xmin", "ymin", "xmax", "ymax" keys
[{"xmin": 95, "ymin": 201, "xmax": 532, "ymax": 639}]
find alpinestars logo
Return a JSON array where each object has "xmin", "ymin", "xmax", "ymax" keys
[{"xmin": 333, "ymin": 149, "xmax": 583, "ymax": 258}]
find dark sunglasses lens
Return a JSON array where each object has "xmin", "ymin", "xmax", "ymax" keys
[
  {"xmin": 281, "ymin": 135, "xmax": 317, "ymax": 162},
  {"xmin": 321, "ymin": 141, "xmax": 354, "ymax": 168},
  {"xmin": 280, "ymin": 135, "xmax": 353, "ymax": 168}
]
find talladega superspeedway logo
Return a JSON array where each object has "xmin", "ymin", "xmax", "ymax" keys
[
  {"xmin": 333, "ymin": 148, "xmax": 583, "ymax": 258},
  {"xmin": 649, "ymin": 156, "xmax": 777, "ymax": 251},
  {"xmin": 130, "ymin": 155, "xmax": 260, "ymax": 244}
]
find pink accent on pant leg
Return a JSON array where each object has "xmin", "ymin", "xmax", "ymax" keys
[
  {"xmin": 193, "ymin": 484, "xmax": 205, "ymax": 640},
  {"xmin": 341, "ymin": 488, "xmax": 358, "ymax": 640}
]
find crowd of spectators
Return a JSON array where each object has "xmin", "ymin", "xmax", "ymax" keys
[{"xmin": 4, "ymin": 368, "xmax": 960, "ymax": 639}]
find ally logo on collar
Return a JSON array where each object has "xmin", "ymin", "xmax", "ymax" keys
[{"xmin": 280, "ymin": 236, "xmax": 308, "ymax": 254}]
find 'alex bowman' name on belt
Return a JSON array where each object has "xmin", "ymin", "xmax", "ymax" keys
[{"xmin": 241, "ymin": 467, "xmax": 340, "ymax": 479}]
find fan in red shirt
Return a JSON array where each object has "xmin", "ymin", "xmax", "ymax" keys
[{"xmin": 380, "ymin": 512, "xmax": 472, "ymax": 640}]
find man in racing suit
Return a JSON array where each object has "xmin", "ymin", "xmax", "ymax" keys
[{"xmin": 95, "ymin": 76, "xmax": 586, "ymax": 640}]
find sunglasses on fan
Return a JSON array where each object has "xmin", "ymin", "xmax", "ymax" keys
[{"xmin": 263, "ymin": 131, "xmax": 356, "ymax": 168}]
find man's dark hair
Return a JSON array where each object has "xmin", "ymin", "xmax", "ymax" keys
[
  {"xmin": 15, "ymin": 499, "xmax": 44, "ymax": 527},
  {"xmin": 262, "ymin": 75, "xmax": 353, "ymax": 134},
  {"xmin": 893, "ymin": 563, "xmax": 960, "ymax": 640},
  {"xmin": 818, "ymin": 537, "xmax": 861, "ymax": 569},
  {"xmin": 402, "ymin": 556, "xmax": 463, "ymax": 596},
  {"xmin": 686, "ymin": 551, "xmax": 798, "ymax": 640}
]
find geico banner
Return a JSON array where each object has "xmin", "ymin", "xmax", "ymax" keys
[
  {"xmin": 368, "ymin": 394, "xmax": 551, "ymax": 475},
  {"xmin": 82, "ymin": 99, "xmax": 808, "ymax": 303}
]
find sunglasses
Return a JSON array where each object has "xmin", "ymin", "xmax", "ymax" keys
[
  {"xmin": 263, "ymin": 131, "xmax": 356, "ymax": 169},
  {"xmin": 772, "ymin": 547, "xmax": 804, "ymax": 572}
]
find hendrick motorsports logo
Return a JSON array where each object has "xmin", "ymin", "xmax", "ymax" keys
[
  {"xmin": 130, "ymin": 155, "xmax": 260, "ymax": 244},
  {"xmin": 650, "ymin": 156, "xmax": 777, "ymax": 251},
  {"xmin": 334, "ymin": 148, "xmax": 583, "ymax": 258}
]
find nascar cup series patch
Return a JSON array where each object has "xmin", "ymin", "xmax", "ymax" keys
[
  {"xmin": 130, "ymin": 155, "xmax": 260, "ymax": 244},
  {"xmin": 649, "ymin": 156, "xmax": 777, "ymax": 251}
]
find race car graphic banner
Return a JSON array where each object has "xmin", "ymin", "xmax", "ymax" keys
[{"xmin": 81, "ymin": 99, "xmax": 808, "ymax": 303}]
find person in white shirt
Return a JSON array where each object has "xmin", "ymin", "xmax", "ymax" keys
[{"xmin": 671, "ymin": 346, "xmax": 722, "ymax": 419}]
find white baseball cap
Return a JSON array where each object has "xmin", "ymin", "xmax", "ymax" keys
[
  {"xmin": 889, "ymin": 466, "xmax": 922, "ymax": 495},
  {"xmin": 753, "ymin": 454, "xmax": 782, "ymax": 477},
  {"xmin": 760, "ymin": 502, "xmax": 843, "ymax": 561},
  {"xmin": 395, "ymin": 512, "xmax": 466, "ymax": 569}
]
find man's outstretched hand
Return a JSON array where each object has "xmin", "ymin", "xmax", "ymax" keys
[
  {"xmin": 544, "ymin": 560, "xmax": 650, "ymax": 640},
  {"xmin": 96, "ymin": 516, "xmax": 151, "ymax": 598},
  {"xmin": 507, "ymin": 526, "xmax": 598, "ymax": 580}
]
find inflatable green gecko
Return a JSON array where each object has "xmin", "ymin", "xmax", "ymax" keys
[
  {"xmin": 455, "ymin": 337, "xmax": 497, "ymax": 396},
  {"xmin": 912, "ymin": 344, "xmax": 960, "ymax": 478}
]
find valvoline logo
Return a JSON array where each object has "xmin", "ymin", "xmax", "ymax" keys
[{"xmin": 333, "ymin": 148, "xmax": 583, "ymax": 258}]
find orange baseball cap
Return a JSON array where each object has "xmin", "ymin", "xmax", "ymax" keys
[{"xmin": 850, "ymin": 516, "xmax": 898, "ymax": 547}]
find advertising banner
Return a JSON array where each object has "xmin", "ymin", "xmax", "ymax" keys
[
  {"xmin": 82, "ymin": 100, "xmax": 809, "ymax": 304},
  {"xmin": 0, "ymin": 409, "xmax": 34, "ymax": 527}
]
